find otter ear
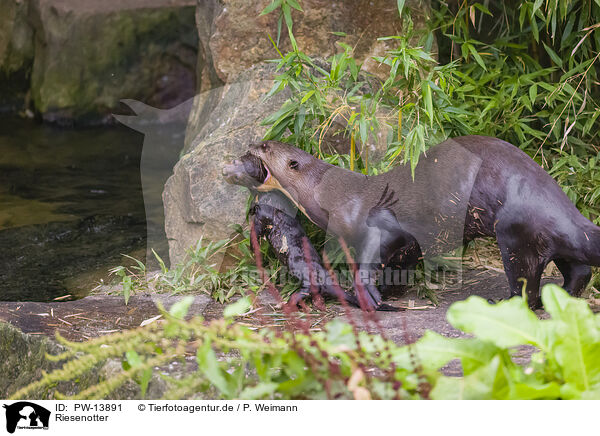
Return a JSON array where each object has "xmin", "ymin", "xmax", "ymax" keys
[{"xmin": 289, "ymin": 160, "xmax": 299, "ymax": 170}]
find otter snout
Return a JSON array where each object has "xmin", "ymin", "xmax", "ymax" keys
[{"xmin": 222, "ymin": 154, "xmax": 269, "ymax": 189}]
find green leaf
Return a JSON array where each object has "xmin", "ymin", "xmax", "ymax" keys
[
  {"xmin": 282, "ymin": 3, "xmax": 293, "ymax": 30},
  {"xmin": 300, "ymin": 90, "xmax": 315, "ymax": 104},
  {"xmin": 197, "ymin": 339, "xmax": 232, "ymax": 397},
  {"xmin": 413, "ymin": 331, "xmax": 500, "ymax": 374},
  {"xmin": 240, "ymin": 383, "xmax": 278, "ymax": 399},
  {"xmin": 169, "ymin": 296, "xmax": 194, "ymax": 319},
  {"xmin": 286, "ymin": 0, "xmax": 303, "ymax": 11},
  {"xmin": 125, "ymin": 351, "xmax": 152, "ymax": 398},
  {"xmin": 260, "ymin": 0, "xmax": 282, "ymax": 16},
  {"xmin": 541, "ymin": 285, "xmax": 600, "ymax": 391},
  {"xmin": 542, "ymin": 42, "xmax": 563, "ymax": 68},
  {"xmin": 531, "ymin": 0, "xmax": 544, "ymax": 17},
  {"xmin": 422, "ymin": 81, "xmax": 434, "ymax": 126},
  {"xmin": 532, "ymin": 23, "xmax": 539, "ymax": 43},
  {"xmin": 431, "ymin": 355, "xmax": 503, "ymax": 399},
  {"xmin": 506, "ymin": 380, "xmax": 561, "ymax": 400},
  {"xmin": 529, "ymin": 84, "xmax": 537, "ymax": 103},
  {"xmin": 138, "ymin": 368, "xmax": 152, "ymax": 398},
  {"xmin": 326, "ymin": 319, "xmax": 357, "ymax": 349},
  {"xmin": 223, "ymin": 296, "xmax": 252, "ymax": 318},
  {"xmin": 125, "ymin": 350, "xmax": 142, "ymax": 367},
  {"xmin": 447, "ymin": 296, "xmax": 545, "ymax": 349},
  {"xmin": 397, "ymin": 0, "xmax": 406, "ymax": 17},
  {"xmin": 152, "ymin": 248, "xmax": 168, "ymax": 274},
  {"xmin": 122, "ymin": 275, "xmax": 131, "ymax": 305},
  {"xmin": 467, "ymin": 44, "xmax": 487, "ymax": 71}
]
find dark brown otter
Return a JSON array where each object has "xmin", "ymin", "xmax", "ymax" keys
[{"xmin": 238, "ymin": 136, "xmax": 600, "ymax": 311}]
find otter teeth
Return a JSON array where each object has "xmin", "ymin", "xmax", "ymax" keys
[{"xmin": 264, "ymin": 166, "xmax": 271, "ymax": 183}]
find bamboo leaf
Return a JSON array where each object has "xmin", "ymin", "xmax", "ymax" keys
[
  {"xmin": 397, "ymin": 0, "xmax": 406, "ymax": 17},
  {"xmin": 260, "ymin": 0, "xmax": 282, "ymax": 16},
  {"xmin": 542, "ymin": 42, "xmax": 563, "ymax": 68}
]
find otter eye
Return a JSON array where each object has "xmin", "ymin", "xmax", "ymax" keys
[
  {"xmin": 261, "ymin": 143, "xmax": 268, "ymax": 151},
  {"xmin": 289, "ymin": 160, "xmax": 299, "ymax": 170}
]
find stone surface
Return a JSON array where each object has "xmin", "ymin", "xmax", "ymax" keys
[
  {"xmin": 0, "ymin": 294, "xmax": 211, "ymax": 341},
  {"xmin": 0, "ymin": 294, "xmax": 212, "ymax": 398},
  {"xmin": 0, "ymin": 267, "xmax": 565, "ymax": 397},
  {"xmin": 185, "ymin": 0, "xmax": 224, "ymax": 148},
  {"xmin": 208, "ymin": 0, "xmax": 431, "ymax": 82},
  {"xmin": 163, "ymin": 63, "xmax": 288, "ymax": 264}
]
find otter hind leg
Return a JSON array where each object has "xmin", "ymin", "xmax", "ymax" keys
[
  {"xmin": 353, "ymin": 228, "xmax": 413, "ymax": 312},
  {"xmin": 554, "ymin": 258, "xmax": 592, "ymax": 297}
]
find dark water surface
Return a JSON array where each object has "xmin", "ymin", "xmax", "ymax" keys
[{"xmin": 0, "ymin": 116, "xmax": 150, "ymax": 301}]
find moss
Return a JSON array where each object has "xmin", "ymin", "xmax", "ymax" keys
[
  {"xmin": 0, "ymin": 322, "xmax": 63, "ymax": 398},
  {"xmin": 30, "ymin": 4, "xmax": 197, "ymax": 122},
  {"xmin": 0, "ymin": 0, "xmax": 34, "ymax": 111}
]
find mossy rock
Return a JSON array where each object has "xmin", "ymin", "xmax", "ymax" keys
[
  {"xmin": 0, "ymin": 0, "xmax": 35, "ymax": 112},
  {"xmin": 0, "ymin": 322, "xmax": 65, "ymax": 398},
  {"xmin": 28, "ymin": 0, "xmax": 198, "ymax": 124}
]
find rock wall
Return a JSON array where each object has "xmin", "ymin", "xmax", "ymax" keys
[
  {"xmin": 0, "ymin": 0, "xmax": 199, "ymax": 124},
  {"xmin": 164, "ymin": 0, "xmax": 432, "ymax": 265}
]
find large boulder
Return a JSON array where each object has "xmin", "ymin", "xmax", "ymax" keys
[
  {"xmin": 163, "ymin": 64, "xmax": 288, "ymax": 264},
  {"xmin": 208, "ymin": 0, "xmax": 430, "ymax": 82},
  {"xmin": 25, "ymin": 0, "xmax": 198, "ymax": 124}
]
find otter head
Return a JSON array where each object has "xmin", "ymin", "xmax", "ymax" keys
[
  {"xmin": 246, "ymin": 141, "xmax": 322, "ymax": 193},
  {"xmin": 241, "ymin": 140, "xmax": 331, "ymax": 226}
]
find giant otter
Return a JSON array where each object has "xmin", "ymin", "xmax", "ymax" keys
[{"xmin": 231, "ymin": 136, "xmax": 600, "ymax": 311}]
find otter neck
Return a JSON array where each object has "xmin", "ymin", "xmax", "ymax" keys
[
  {"xmin": 256, "ymin": 174, "xmax": 323, "ymax": 226},
  {"xmin": 263, "ymin": 163, "xmax": 368, "ymax": 233}
]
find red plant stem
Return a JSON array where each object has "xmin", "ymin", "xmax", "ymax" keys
[
  {"xmin": 337, "ymin": 237, "xmax": 393, "ymax": 342},
  {"xmin": 302, "ymin": 237, "xmax": 326, "ymax": 311},
  {"xmin": 250, "ymin": 220, "xmax": 310, "ymax": 333}
]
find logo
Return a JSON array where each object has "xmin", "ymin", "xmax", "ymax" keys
[{"xmin": 3, "ymin": 402, "xmax": 50, "ymax": 434}]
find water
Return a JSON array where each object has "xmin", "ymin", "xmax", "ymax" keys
[{"xmin": 0, "ymin": 116, "xmax": 153, "ymax": 301}]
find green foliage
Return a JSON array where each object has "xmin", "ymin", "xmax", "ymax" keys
[
  {"xmin": 109, "ymin": 234, "xmax": 261, "ymax": 304},
  {"xmin": 422, "ymin": 284, "xmax": 600, "ymax": 399},
  {"xmin": 549, "ymin": 152, "xmax": 600, "ymax": 224},
  {"xmin": 13, "ymin": 284, "xmax": 600, "ymax": 400},
  {"xmin": 259, "ymin": 0, "xmax": 600, "ymax": 217}
]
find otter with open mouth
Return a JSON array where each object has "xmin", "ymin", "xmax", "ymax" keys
[{"xmin": 230, "ymin": 137, "xmax": 600, "ymax": 312}]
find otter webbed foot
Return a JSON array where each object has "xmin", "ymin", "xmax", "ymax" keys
[{"xmin": 353, "ymin": 282, "xmax": 402, "ymax": 312}]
